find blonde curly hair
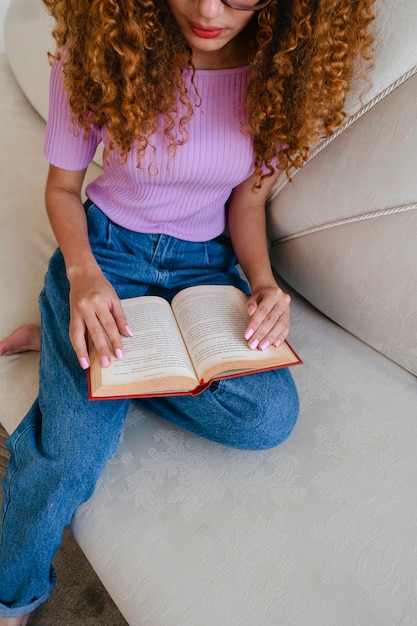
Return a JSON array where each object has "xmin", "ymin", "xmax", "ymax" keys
[{"xmin": 42, "ymin": 0, "xmax": 375, "ymax": 180}]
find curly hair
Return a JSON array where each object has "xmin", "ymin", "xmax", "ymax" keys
[{"xmin": 42, "ymin": 0, "xmax": 375, "ymax": 180}]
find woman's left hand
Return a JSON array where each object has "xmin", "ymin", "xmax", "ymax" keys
[{"xmin": 244, "ymin": 285, "xmax": 291, "ymax": 351}]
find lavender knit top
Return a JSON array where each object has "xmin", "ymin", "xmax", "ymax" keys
[{"xmin": 43, "ymin": 60, "xmax": 257, "ymax": 242}]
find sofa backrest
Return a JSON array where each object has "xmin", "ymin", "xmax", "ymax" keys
[
  {"xmin": 4, "ymin": 0, "xmax": 52, "ymax": 121},
  {"xmin": 269, "ymin": 73, "xmax": 417, "ymax": 376}
]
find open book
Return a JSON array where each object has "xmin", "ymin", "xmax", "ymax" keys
[{"xmin": 88, "ymin": 284, "xmax": 302, "ymax": 399}]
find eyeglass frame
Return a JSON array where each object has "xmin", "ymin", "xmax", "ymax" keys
[{"xmin": 221, "ymin": 0, "xmax": 272, "ymax": 11}]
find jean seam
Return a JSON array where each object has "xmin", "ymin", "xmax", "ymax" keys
[{"xmin": 1, "ymin": 424, "xmax": 35, "ymax": 539}]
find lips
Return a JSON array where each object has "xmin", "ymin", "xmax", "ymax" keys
[{"xmin": 190, "ymin": 22, "xmax": 224, "ymax": 39}]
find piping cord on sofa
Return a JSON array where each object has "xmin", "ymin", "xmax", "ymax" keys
[
  {"xmin": 270, "ymin": 203, "xmax": 417, "ymax": 244},
  {"xmin": 268, "ymin": 65, "xmax": 417, "ymax": 203}
]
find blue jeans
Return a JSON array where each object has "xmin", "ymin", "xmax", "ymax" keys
[{"xmin": 0, "ymin": 204, "xmax": 299, "ymax": 617}]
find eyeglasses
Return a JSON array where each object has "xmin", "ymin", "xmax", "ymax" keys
[{"xmin": 221, "ymin": 0, "xmax": 272, "ymax": 11}]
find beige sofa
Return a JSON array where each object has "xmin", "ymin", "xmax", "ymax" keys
[{"xmin": 1, "ymin": 0, "xmax": 417, "ymax": 624}]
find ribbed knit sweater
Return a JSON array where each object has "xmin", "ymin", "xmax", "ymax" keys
[{"xmin": 43, "ymin": 60, "xmax": 256, "ymax": 242}]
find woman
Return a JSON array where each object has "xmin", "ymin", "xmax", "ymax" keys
[{"xmin": 0, "ymin": 0, "xmax": 375, "ymax": 622}]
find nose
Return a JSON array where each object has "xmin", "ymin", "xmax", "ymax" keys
[{"xmin": 195, "ymin": 0, "xmax": 225, "ymax": 19}]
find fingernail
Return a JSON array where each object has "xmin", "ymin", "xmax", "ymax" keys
[
  {"xmin": 115, "ymin": 348, "xmax": 123, "ymax": 360},
  {"xmin": 125, "ymin": 325, "xmax": 134, "ymax": 337},
  {"xmin": 245, "ymin": 328, "xmax": 254, "ymax": 340},
  {"xmin": 80, "ymin": 357, "xmax": 89, "ymax": 370},
  {"xmin": 274, "ymin": 339, "xmax": 282, "ymax": 348},
  {"xmin": 101, "ymin": 355, "xmax": 110, "ymax": 368},
  {"xmin": 249, "ymin": 338, "xmax": 259, "ymax": 350},
  {"xmin": 260, "ymin": 340, "xmax": 270, "ymax": 351}
]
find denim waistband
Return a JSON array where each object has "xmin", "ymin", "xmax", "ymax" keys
[{"xmin": 84, "ymin": 198, "xmax": 230, "ymax": 246}]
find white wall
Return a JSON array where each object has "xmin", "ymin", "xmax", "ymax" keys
[{"xmin": 0, "ymin": 0, "xmax": 13, "ymax": 53}]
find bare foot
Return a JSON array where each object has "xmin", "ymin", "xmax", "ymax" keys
[
  {"xmin": 0, "ymin": 613, "xmax": 30, "ymax": 626},
  {"xmin": 0, "ymin": 324, "xmax": 41, "ymax": 355}
]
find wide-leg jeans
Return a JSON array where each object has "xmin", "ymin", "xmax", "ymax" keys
[{"xmin": 0, "ymin": 203, "xmax": 299, "ymax": 617}]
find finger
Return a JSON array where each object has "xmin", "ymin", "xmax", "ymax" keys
[
  {"xmin": 271, "ymin": 305, "xmax": 283, "ymax": 318},
  {"xmin": 84, "ymin": 315, "xmax": 114, "ymax": 368},
  {"xmin": 96, "ymin": 295, "xmax": 134, "ymax": 360},
  {"xmin": 246, "ymin": 295, "xmax": 258, "ymax": 317},
  {"xmin": 248, "ymin": 308, "xmax": 290, "ymax": 351},
  {"xmin": 99, "ymin": 309, "xmax": 127, "ymax": 362},
  {"xmin": 91, "ymin": 300, "xmax": 132, "ymax": 365},
  {"xmin": 111, "ymin": 300, "xmax": 133, "ymax": 339},
  {"xmin": 245, "ymin": 293, "xmax": 270, "ymax": 340},
  {"xmin": 246, "ymin": 294, "xmax": 287, "ymax": 338},
  {"xmin": 76, "ymin": 297, "xmax": 123, "ymax": 367},
  {"xmin": 69, "ymin": 317, "xmax": 91, "ymax": 370},
  {"xmin": 259, "ymin": 319, "xmax": 290, "ymax": 351},
  {"xmin": 272, "ymin": 309, "xmax": 290, "ymax": 346},
  {"xmin": 77, "ymin": 293, "xmax": 128, "ymax": 364}
]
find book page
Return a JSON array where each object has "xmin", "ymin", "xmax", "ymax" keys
[
  {"xmin": 172, "ymin": 285, "xmax": 293, "ymax": 381},
  {"xmin": 99, "ymin": 296, "xmax": 197, "ymax": 388}
]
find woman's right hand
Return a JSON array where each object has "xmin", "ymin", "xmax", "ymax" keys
[
  {"xmin": 44, "ymin": 164, "xmax": 132, "ymax": 370},
  {"xmin": 68, "ymin": 265, "xmax": 132, "ymax": 370}
]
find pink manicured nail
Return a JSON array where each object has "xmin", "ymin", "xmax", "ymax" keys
[
  {"xmin": 260, "ymin": 340, "xmax": 270, "ymax": 351},
  {"xmin": 80, "ymin": 357, "xmax": 89, "ymax": 370},
  {"xmin": 101, "ymin": 355, "xmax": 110, "ymax": 368},
  {"xmin": 245, "ymin": 328, "xmax": 254, "ymax": 340},
  {"xmin": 125, "ymin": 325, "xmax": 134, "ymax": 337},
  {"xmin": 115, "ymin": 348, "xmax": 123, "ymax": 360},
  {"xmin": 274, "ymin": 339, "xmax": 282, "ymax": 348},
  {"xmin": 249, "ymin": 338, "xmax": 259, "ymax": 350}
]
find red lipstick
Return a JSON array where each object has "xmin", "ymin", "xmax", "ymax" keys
[{"xmin": 190, "ymin": 23, "xmax": 224, "ymax": 39}]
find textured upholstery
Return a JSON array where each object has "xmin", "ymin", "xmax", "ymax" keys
[
  {"xmin": 1, "ymin": 0, "xmax": 417, "ymax": 624},
  {"xmin": 3, "ymin": 0, "xmax": 52, "ymax": 121},
  {"xmin": 267, "ymin": 0, "xmax": 417, "ymax": 376},
  {"xmin": 268, "ymin": 73, "xmax": 417, "ymax": 376}
]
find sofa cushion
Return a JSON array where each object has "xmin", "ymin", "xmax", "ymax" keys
[
  {"xmin": 0, "ymin": 56, "xmax": 101, "ymax": 434},
  {"xmin": 0, "ymin": 54, "xmax": 52, "ymax": 429},
  {"xmin": 4, "ymin": 0, "xmax": 53, "ymax": 122},
  {"xmin": 268, "ymin": 72, "xmax": 417, "ymax": 376},
  {"xmin": 72, "ymin": 293, "xmax": 417, "ymax": 625}
]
